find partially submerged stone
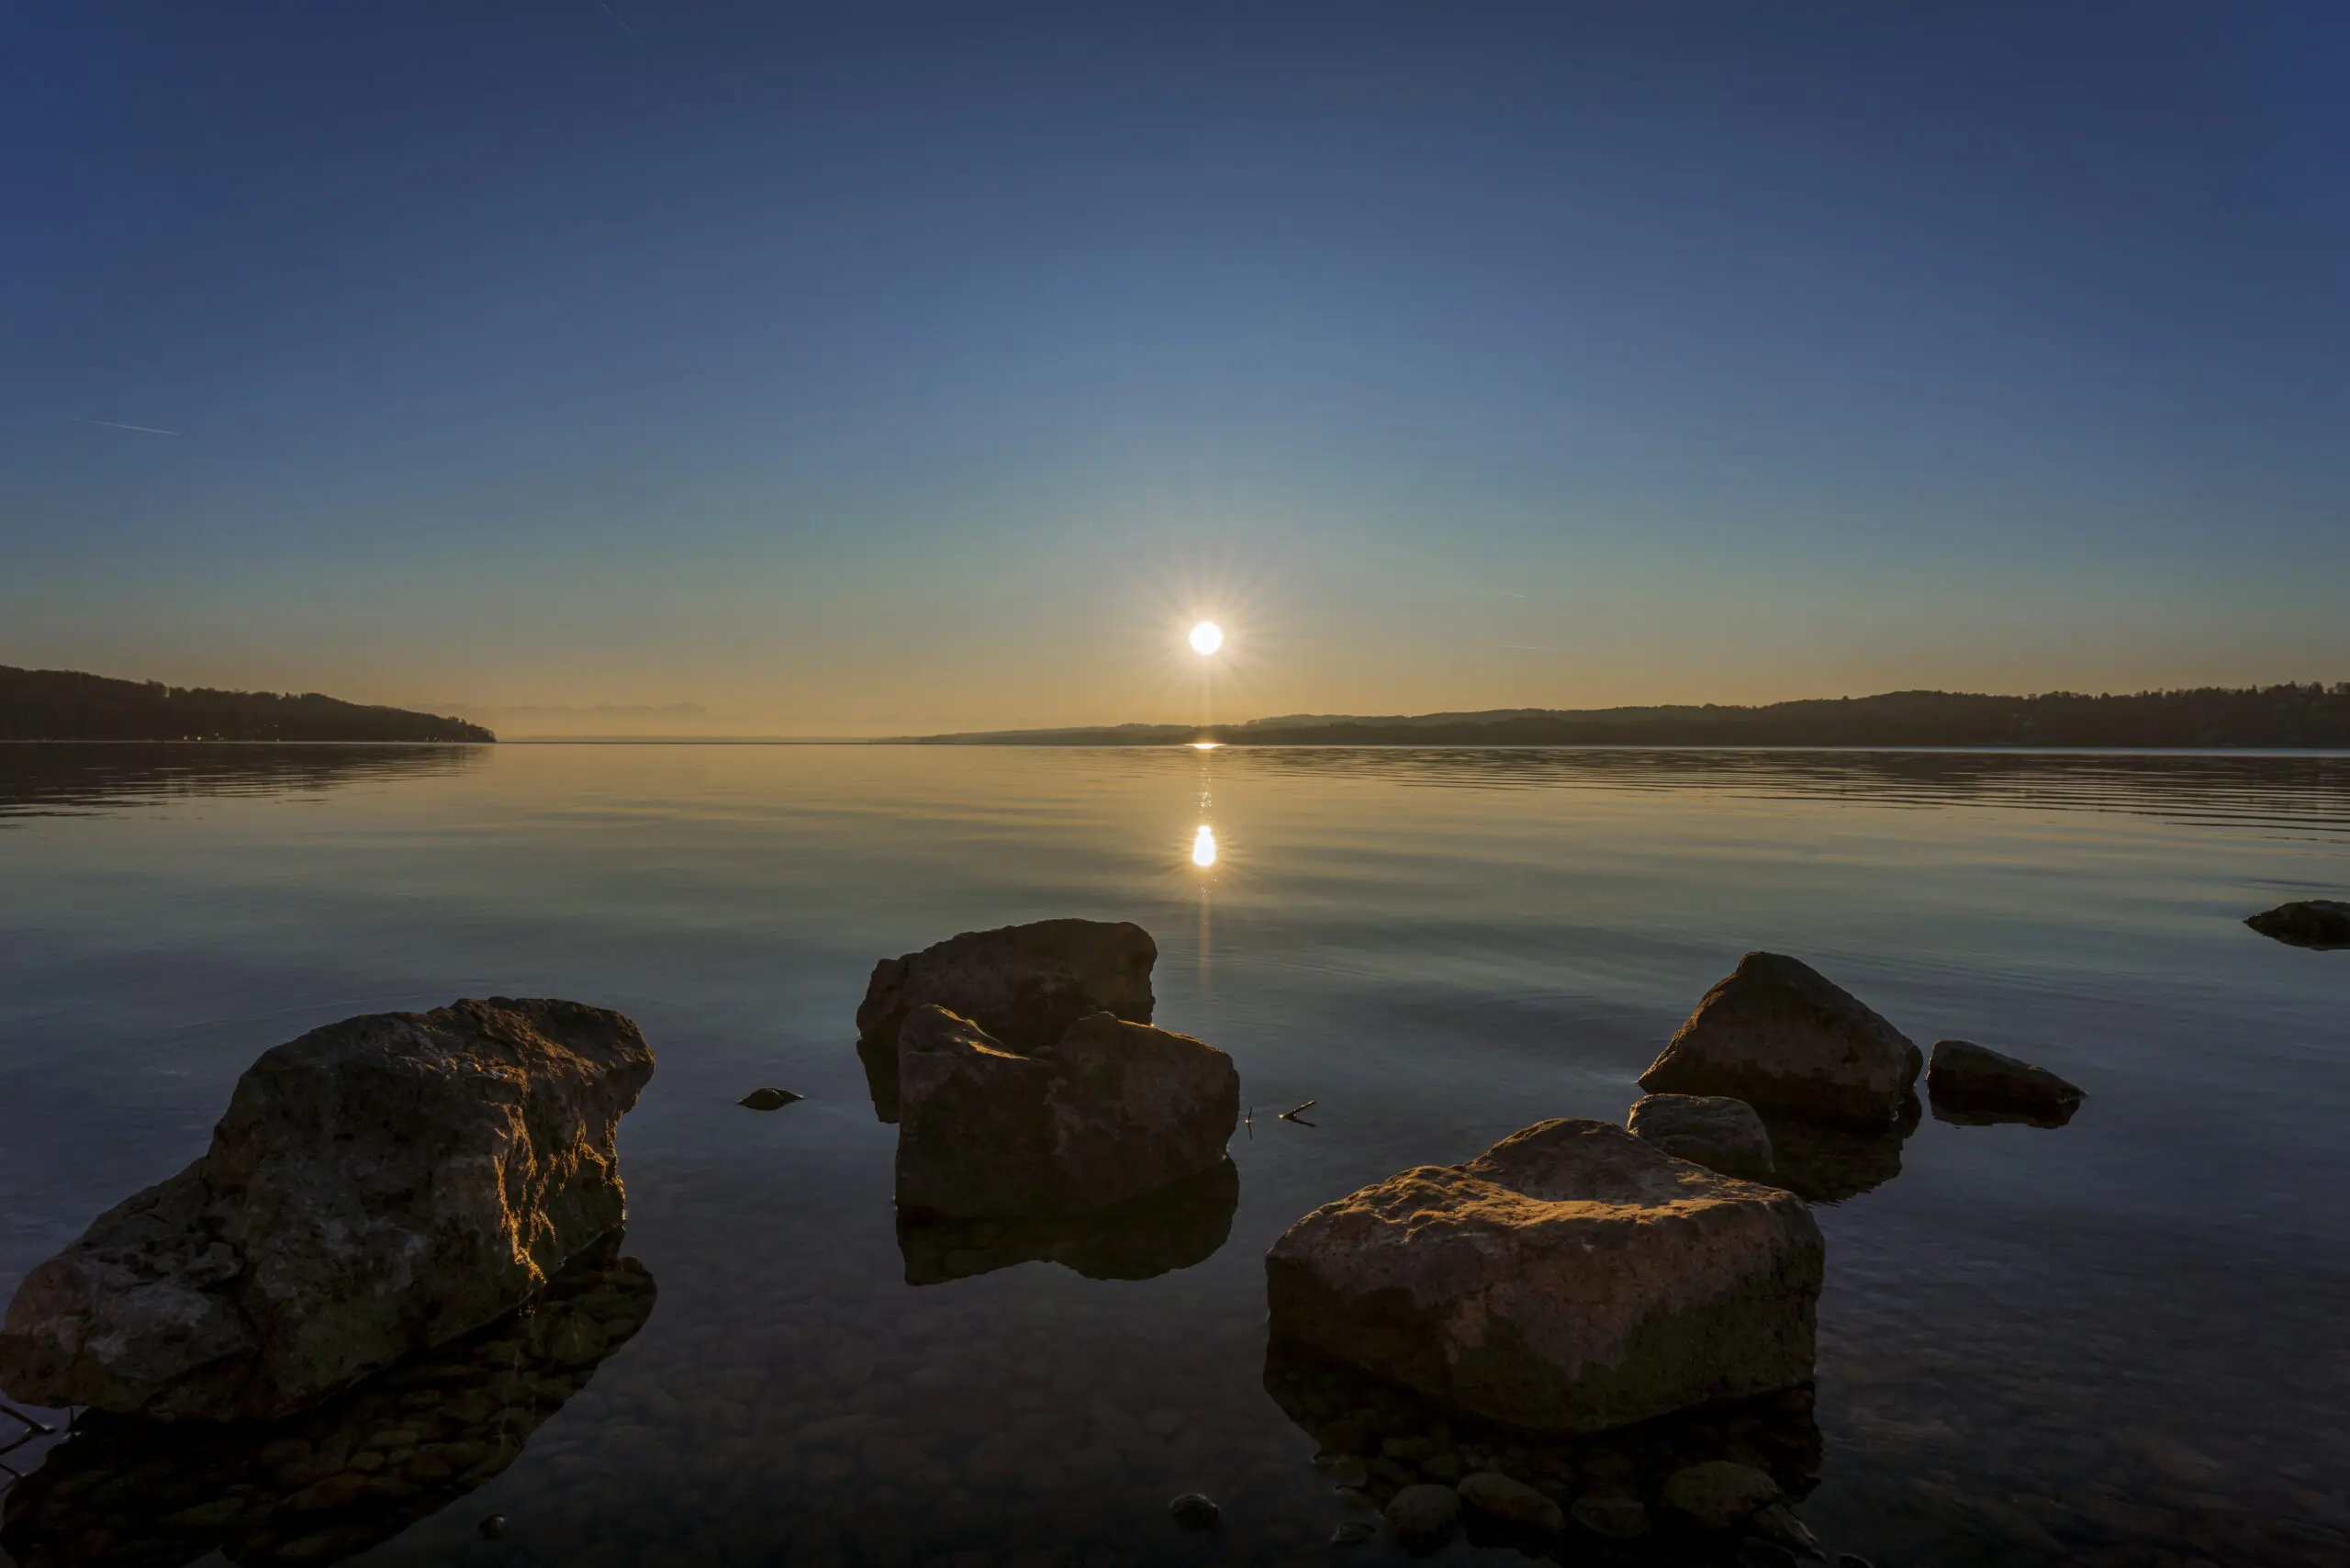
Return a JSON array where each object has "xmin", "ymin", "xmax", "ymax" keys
[
  {"xmin": 2244, "ymin": 899, "xmax": 2350, "ymax": 949},
  {"xmin": 1384, "ymin": 1484, "xmax": 1460, "ymax": 1550},
  {"xmin": 1639, "ymin": 952, "xmax": 1921, "ymax": 1126},
  {"xmin": 0, "ymin": 999, "xmax": 654, "ymax": 1421},
  {"xmin": 1755, "ymin": 1103, "xmax": 1916, "ymax": 1203},
  {"xmin": 1628, "ymin": 1093, "xmax": 1775, "ymax": 1182},
  {"xmin": 895, "ymin": 1006, "xmax": 1237, "ymax": 1217},
  {"xmin": 737, "ymin": 1086, "xmax": 801, "ymax": 1110},
  {"xmin": 1661, "ymin": 1460, "xmax": 1782, "ymax": 1531},
  {"xmin": 1926, "ymin": 1040, "xmax": 2084, "ymax": 1125},
  {"xmin": 1265, "ymin": 1120, "xmax": 1823, "ymax": 1432},
  {"xmin": 856, "ymin": 918, "xmax": 1158, "ymax": 1052},
  {"xmin": 1459, "ymin": 1472, "xmax": 1564, "ymax": 1536}
]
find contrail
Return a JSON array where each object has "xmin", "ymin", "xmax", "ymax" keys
[
  {"xmin": 599, "ymin": 3, "xmax": 640, "ymax": 43},
  {"xmin": 75, "ymin": 419, "xmax": 178, "ymax": 436}
]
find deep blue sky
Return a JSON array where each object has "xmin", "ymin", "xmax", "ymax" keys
[{"xmin": 5, "ymin": 2, "xmax": 2344, "ymax": 733}]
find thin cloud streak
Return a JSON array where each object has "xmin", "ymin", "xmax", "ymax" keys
[{"xmin": 74, "ymin": 418, "xmax": 179, "ymax": 436}]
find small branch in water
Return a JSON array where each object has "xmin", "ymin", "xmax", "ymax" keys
[
  {"xmin": 1279, "ymin": 1099, "xmax": 1317, "ymax": 1126},
  {"xmin": 1243, "ymin": 1105, "xmax": 1254, "ymax": 1139}
]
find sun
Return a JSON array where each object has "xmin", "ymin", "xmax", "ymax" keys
[{"xmin": 1189, "ymin": 620, "xmax": 1224, "ymax": 655}]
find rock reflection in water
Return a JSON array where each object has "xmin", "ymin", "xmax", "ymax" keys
[
  {"xmin": 1263, "ymin": 1336, "xmax": 1819, "ymax": 1558},
  {"xmin": 1930, "ymin": 1097, "xmax": 2079, "ymax": 1130},
  {"xmin": 897, "ymin": 1157, "xmax": 1238, "ymax": 1284},
  {"xmin": 1757, "ymin": 1097, "xmax": 1920, "ymax": 1204},
  {"xmin": 0, "ymin": 1238, "xmax": 655, "ymax": 1568}
]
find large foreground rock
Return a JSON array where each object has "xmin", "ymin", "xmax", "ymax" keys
[
  {"xmin": 1639, "ymin": 952, "xmax": 1921, "ymax": 1125},
  {"xmin": 2244, "ymin": 899, "xmax": 2350, "ymax": 949},
  {"xmin": 1927, "ymin": 1039, "xmax": 2084, "ymax": 1125},
  {"xmin": 856, "ymin": 918, "xmax": 1157, "ymax": 1051},
  {"xmin": 0, "ymin": 999, "xmax": 654, "ymax": 1421},
  {"xmin": 1265, "ymin": 1120, "xmax": 1822, "ymax": 1432},
  {"xmin": 1627, "ymin": 1093, "xmax": 1775, "ymax": 1182},
  {"xmin": 895, "ymin": 1006, "xmax": 1237, "ymax": 1217}
]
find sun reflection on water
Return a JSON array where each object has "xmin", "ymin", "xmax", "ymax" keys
[{"xmin": 1192, "ymin": 823, "xmax": 1217, "ymax": 868}]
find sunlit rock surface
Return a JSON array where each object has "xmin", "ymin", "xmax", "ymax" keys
[
  {"xmin": 0, "ymin": 998, "xmax": 654, "ymax": 1421},
  {"xmin": 1927, "ymin": 1039, "xmax": 2086, "ymax": 1126},
  {"xmin": 0, "ymin": 1238, "xmax": 655, "ymax": 1568},
  {"xmin": 894, "ymin": 1006, "xmax": 1238, "ymax": 1218},
  {"xmin": 1262, "ymin": 1334, "xmax": 1821, "ymax": 1548},
  {"xmin": 1639, "ymin": 951, "xmax": 1922, "ymax": 1126},
  {"xmin": 855, "ymin": 918, "xmax": 1157, "ymax": 1053},
  {"xmin": 896, "ymin": 1157, "xmax": 1238, "ymax": 1284},
  {"xmin": 1265, "ymin": 1120, "xmax": 1823, "ymax": 1432}
]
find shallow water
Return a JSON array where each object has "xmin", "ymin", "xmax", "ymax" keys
[{"xmin": 2, "ymin": 742, "xmax": 2346, "ymax": 1567}]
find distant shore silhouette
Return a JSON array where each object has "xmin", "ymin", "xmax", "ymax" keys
[
  {"xmin": 905, "ymin": 684, "xmax": 2350, "ymax": 750},
  {"xmin": 0, "ymin": 665, "xmax": 492, "ymax": 742}
]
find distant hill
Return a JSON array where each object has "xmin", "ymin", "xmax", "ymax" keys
[
  {"xmin": 0, "ymin": 666, "xmax": 495, "ymax": 742},
  {"xmin": 905, "ymin": 685, "xmax": 2350, "ymax": 750}
]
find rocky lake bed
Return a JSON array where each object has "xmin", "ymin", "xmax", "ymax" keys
[{"xmin": 2, "ymin": 743, "xmax": 2345, "ymax": 1566}]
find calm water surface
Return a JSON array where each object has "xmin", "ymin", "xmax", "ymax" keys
[{"xmin": 3, "ymin": 744, "xmax": 2346, "ymax": 1568}]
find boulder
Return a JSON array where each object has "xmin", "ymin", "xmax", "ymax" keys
[
  {"xmin": 0, "ymin": 999, "xmax": 654, "ymax": 1421},
  {"xmin": 856, "ymin": 918, "xmax": 1157, "ymax": 1051},
  {"xmin": 1926, "ymin": 1040, "xmax": 2084, "ymax": 1125},
  {"xmin": 1265, "ymin": 1120, "xmax": 1823, "ymax": 1432},
  {"xmin": 1639, "ymin": 953, "xmax": 1921, "ymax": 1126},
  {"xmin": 895, "ymin": 1006, "xmax": 1237, "ymax": 1217},
  {"xmin": 1459, "ymin": 1472, "xmax": 1564, "ymax": 1536},
  {"xmin": 1662, "ymin": 1460, "xmax": 1782, "ymax": 1531},
  {"xmin": 1628, "ymin": 1094, "xmax": 1775, "ymax": 1182},
  {"xmin": 1384, "ymin": 1484, "xmax": 1460, "ymax": 1550},
  {"xmin": 2244, "ymin": 899, "xmax": 2350, "ymax": 949}
]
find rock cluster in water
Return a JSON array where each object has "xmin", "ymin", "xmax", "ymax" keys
[
  {"xmin": 894, "ymin": 1005, "xmax": 1238, "ymax": 1218},
  {"xmin": 858, "ymin": 919, "xmax": 1242, "ymax": 1283},
  {"xmin": 1265, "ymin": 1119, "xmax": 1824, "ymax": 1433},
  {"xmin": 0, "ymin": 998, "xmax": 654, "ymax": 1422},
  {"xmin": 1639, "ymin": 951, "xmax": 1923, "ymax": 1126},
  {"xmin": 0, "ymin": 1238, "xmax": 655, "ymax": 1568}
]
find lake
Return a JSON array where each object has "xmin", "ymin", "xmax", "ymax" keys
[{"xmin": 2, "ymin": 742, "xmax": 2345, "ymax": 1568}]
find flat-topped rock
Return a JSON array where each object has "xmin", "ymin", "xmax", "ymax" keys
[
  {"xmin": 0, "ymin": 999, "xmax": 653, "ymax": 1421},
  {"xmin": 895, "ymin": 1006, "xmax": 1237, "ymax": 1217},
  {"xmin": 1639, "ymin": 952, "xmax": 1920, "ymax": 1126},
  {"xmin": 1927, "ymin": 1040, "xmax": 2084, "ymax": 1124},
  {"xmin": 856, "ymin": 918, "xmax": 1158, "ymax": 1052},
  {"xmin": 2244, "ymin": 899, "xmax": 2350, "ymax": 949},
  {"xmin": 1265, "ymin": 1120, "xmax": 1822, "ymax": 1432},
  {"xmin": 1628, "ymin": 1093, "xmax": 1775, "ymax": 1182}
]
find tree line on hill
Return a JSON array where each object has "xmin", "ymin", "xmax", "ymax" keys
[
  {"xmin": 911, "ymin": 685, "xmax": 2350, "ymax": 749},
  {"xmin": 0, "ymin": 666, "xmax": 494, "ymax": 742}
]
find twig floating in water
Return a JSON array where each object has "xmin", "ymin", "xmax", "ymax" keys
[{"xmin": 1279, "ymin": 1099, "xmax": 1317, "ymax": 1126}]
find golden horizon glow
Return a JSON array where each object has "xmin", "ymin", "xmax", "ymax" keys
[
  {"xmin": 1189, "ymin": 621, "xmax": 1224, "ymax": 655},
  {"xmin": 1192, "ymin": 823, "xmax": 1217, "ymax": 867}
]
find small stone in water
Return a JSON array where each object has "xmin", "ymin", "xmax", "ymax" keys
[
  {"xmin": 477, "ymin": 1511, "xmax": 507, "ymax": 1539},
  {"xmin": 1331, "ymin": 1519, "xmax": 1377, "ymax": 1547},
  {"xmin": 738, "ymin": 1087, "xmax": 802, "ymax": 1110},
  {"xmin": 1169, "ymin": 1493, "xmax": 1220, "ymax": 1529}
]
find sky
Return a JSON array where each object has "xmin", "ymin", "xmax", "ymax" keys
[{"xmin": 4, "ymin": 2, "xmax": 2345, "ymax": 735}]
